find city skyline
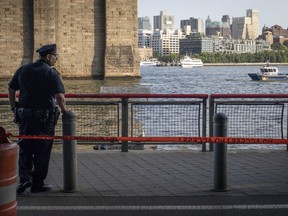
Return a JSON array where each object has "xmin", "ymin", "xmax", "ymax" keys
[{"xmin": 138, "ymin": 0, "xmax": 288, "ymax": 32}]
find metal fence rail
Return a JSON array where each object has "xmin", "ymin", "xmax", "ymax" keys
[
  {"xmin": 0, "ymin": 94, "xmax": 208, "ymax": 150},
  {"xmin": 64, "ymin": 101, "xmax": 120, "ymax": 137},
  {"xmin": 1, "ymin": 93, "xmax": 288, "ymax": 151},
  {"xmin": 215, "ymin": 102, "xmax": 284, "ymax": 138},
  {"xmin": 131, "ymin": 101, "xmax": 202, "ymax": 137},
  {"xmin": 209, "ymin": 94, "xmax": 288, "ymax": 151}
]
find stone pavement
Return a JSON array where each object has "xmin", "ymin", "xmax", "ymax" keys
[{"xmin": 17, "ymin": 147, "xmax": 288, "ymax": 197}]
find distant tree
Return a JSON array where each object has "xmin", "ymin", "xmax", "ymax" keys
[
  {"xmin": 159, "ymin": 55, "xmax": 169, "ymax": 63},
  {"xmin": 271, "ymin": 43, "xmax": 287, "ymax": 51},
  {"xmin": 169, "ymin": 53, "xmax": 178, "ymax": 62},
  {"xmin": 275, "ymin": 51, "xmax": 284, "ymax": 62},
  {"xmin": 171, "ymin": 48, "xmax": 288, "ymax": 64},
  {"xmin": 153, "ymin": 52, "xmax": 161, "ymax": 59},
  {"xmin": 269, "ymin": 52, "xmax": 277, "ymax": 62},
  {"xmin": 283, "ymin": 40, "xmax": 288, "ymax": 48}
]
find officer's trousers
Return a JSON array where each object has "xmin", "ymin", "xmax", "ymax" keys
[
  {"xmin": 18, "ymin": 139, "xmax": 53, "ymax": 185},
  {"xmin": 18, "ymin": 112, "xmax": 56, "ymax": 185}
]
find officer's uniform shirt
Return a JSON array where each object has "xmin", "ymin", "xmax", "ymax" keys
[{"xmin": 8, "ymin": 59, "xmax": 65, "ymax": 109}]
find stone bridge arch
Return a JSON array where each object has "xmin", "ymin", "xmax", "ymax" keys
[{"xmin": 0, "ymin": 0, "xmax": 140, "ymax": 78}]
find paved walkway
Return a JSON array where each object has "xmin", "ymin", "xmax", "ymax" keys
[{"xmin": 17, "ymin": 147, "xmax": 288, "ymax": 197}]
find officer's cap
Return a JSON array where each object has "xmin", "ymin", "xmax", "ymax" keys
[{"xmin": 36, "ymin": 44, "xmax": 57, "ymax": 56}]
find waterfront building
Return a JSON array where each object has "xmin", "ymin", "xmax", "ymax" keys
[
  {"xmin": 153, "ymin": 11, "xmax": 174, "ymax": 32},
  {"xmin": 274, "ymin": 36, "xmax": 287, "ymax": 44},
  {"xmin": 233, "ymin": 40, "xmax": 269, "ymax": 53},
  {"xmin": 255, "ymin": 40, "xmax": 271, "ymax": 52},
  {"xmin": 179, "ymin": 33, "xmax": 213, "ymax": 55},
  {"xmin": 152, "ymin": 29, "xmax": 183, "ymax": 56},
  {"xmin": 213, "ymin": 38, "xmax": 270, "ymax": 53},
  {"xmin": 138, "ymin": 29, "xmax": 153, "ymax": 48},
  {"xmin": 259, "ymin": 28, "xmax": 274, "ymax": 45},
  {"xmin": 260, "ymin": 25, "xmax": 288, "ymax": 44},
  {"xmin": 138, "ymin": 16, "xmax": 152, "ymax": 31},
  {"xmin": 231, "ymin": 9, "xmax": 259, "ymax": 40},
  {"xmin": 213, "ymin": 37, "xmax": 234, "ymax": 53},
  {"xmin": 180, "ymin": 17, "xmax": 204, "ymax": 34},
  {"xmin": 138, "ymin": 47, "xmax": 153, "ymax": 61},
  {"xmin": 138, "ymin": 29, "xmax": 153, "ymax": 60},
  {"xmin": 270, "ymin": 25, "xmax": 288, "ymax": 38}
]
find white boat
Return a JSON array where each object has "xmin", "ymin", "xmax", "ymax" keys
[
  {"xmin": 180, "ymin": 55, "xmax": 203, "ymax": 68},
  {"xmin": 140, "ymin": 60, "xmax": 157, "ymax": 67},
  {"xmin": 248, "ymin": 62, "xmax": 288, "ymax": 81}
]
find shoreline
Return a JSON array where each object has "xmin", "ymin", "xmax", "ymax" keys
[
  {"xmin": 1, "ymin": 63, "xmax": 288, "ymax": 80},
  {"xmin": 154, "ymin": 62, "xmax": 288, "ymax": 67},
  {"xmin": 204, "ymin": 62, "xmax": 288, "ymax": 66}
]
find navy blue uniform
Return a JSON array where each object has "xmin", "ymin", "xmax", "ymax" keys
[{"xmin": 8, "ymin": 59, "xmax": 65, "ymax": 186}]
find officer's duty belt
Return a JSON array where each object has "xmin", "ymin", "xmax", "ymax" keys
[{"xmin": 17, "ymin": 108, "xmax": 51, "ymax": 119}]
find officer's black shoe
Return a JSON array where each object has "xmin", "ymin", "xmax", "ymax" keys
[
  {"xmin": 17, "ymin": 181, "xmax": 32, "ymax": 195},
  {"xmin": 31, "ymin": 184, "xmax": 52, "ymax": 193}
]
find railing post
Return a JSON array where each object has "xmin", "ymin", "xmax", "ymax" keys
[
  {"xmin": 285, "ymin": 105, "xmax": 288, "ymax": 151},
  {"xmin": 212, "ymin": 113, "xmax": 228, "ymax": 192},
  {"xmin": 62, "ymin": 111, "xmax": 77, "ymax": 192},
  {"xmin": 209, "ymin": 96, "xmax": 214, "ymax": 151},
  {"xmin": 201, "ymin": 97, "xmax": 207, "ymax": 152},
  {"xmin": 121, "ymin": 98, "xmax": 129, "ymax": 152}
]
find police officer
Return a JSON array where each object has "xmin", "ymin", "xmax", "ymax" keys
[{"xmin": 8, "ymin": 44, "xmax": 68, "ymax": 194}]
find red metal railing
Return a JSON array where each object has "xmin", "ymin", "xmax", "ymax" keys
[{"xmin": 1, "ymin": 93, "xmax": 288, "ymax": 151}]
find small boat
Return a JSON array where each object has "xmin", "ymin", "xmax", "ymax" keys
[
  {"xmin": 180, "ymin": 55, "xmax": 203, "ymax": 68},
  {"xmin": 140, "ymin": 59, "xmax": 158, "ymax": 67},
  {"xmin": 248, "ymin": 62, "xmax": 288, "ymax": 81}
]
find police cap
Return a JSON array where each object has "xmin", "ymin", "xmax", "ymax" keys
[{"xmin": 36, "ymin": 44, "xmax": 57, "ymax": 56}]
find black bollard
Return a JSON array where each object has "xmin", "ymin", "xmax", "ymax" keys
[
  {"xmin": 62, "ymin": 111, "xmax": 77, "ymax": 192},
  {"xmin": 212, "ymin": 113, "xmax": 229, "ymax": 192},
  {"xmin": 121, "ymin": 98, "xmax": 129, "ymax": 152}
]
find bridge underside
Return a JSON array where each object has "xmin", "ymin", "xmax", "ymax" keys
[{"xmin": 0, "ymin": 0, "xmax": 140, "ymax": 78}]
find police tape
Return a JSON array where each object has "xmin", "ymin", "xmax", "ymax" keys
[{"xmin": 4, "ymin": 133, "xmax": 288, "ymax": 144}]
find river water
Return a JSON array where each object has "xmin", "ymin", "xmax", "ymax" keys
[
  {"xmin": 2, "ymin": 65, "xmax": 288, "ymax": 150},
  {"xmin": 146, "ymin": 65, "xmax": 288, "ymax": 94},
  {"xmin": 2, "ymin": 65, "xmax": 288, "ymax": 94},
  {"xmin": 61, "ymin": 65, "xmax": 288, "ymax": 95}
]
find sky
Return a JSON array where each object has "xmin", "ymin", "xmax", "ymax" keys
[{"xmin": 138, "ymin": 0, "xmax": 288, "ymax": 32}]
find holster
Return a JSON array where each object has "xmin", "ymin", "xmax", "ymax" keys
[
  {"xmin": 53, "ymin": 107, "xmax": 60, "ymax": 126},
  {"xmin": 13, "ymin": 107, "xmax": 21, "ymax": 125}
]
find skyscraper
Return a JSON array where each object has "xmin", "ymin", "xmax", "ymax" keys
[
  {"xmin": 246, "ymin": 9, "xmax": 259, "ymax": 39},
  {"xmin": 231, "ymin": 9, "xmax": 259, "ymax": 40},
  {"xmin": 221, "ymin": 15, "xmax": 230, "ymax": 25},
  {"xmin": 153, "ymin": 11, "xmax": 174, "ymax": 32},
  {"xmin": 138, "ymin": 16, "xmax": 152, "ymax": 31},
  {"xmin": 180, "ymin": 17, "xmax": 204, "ymax": 34}
]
